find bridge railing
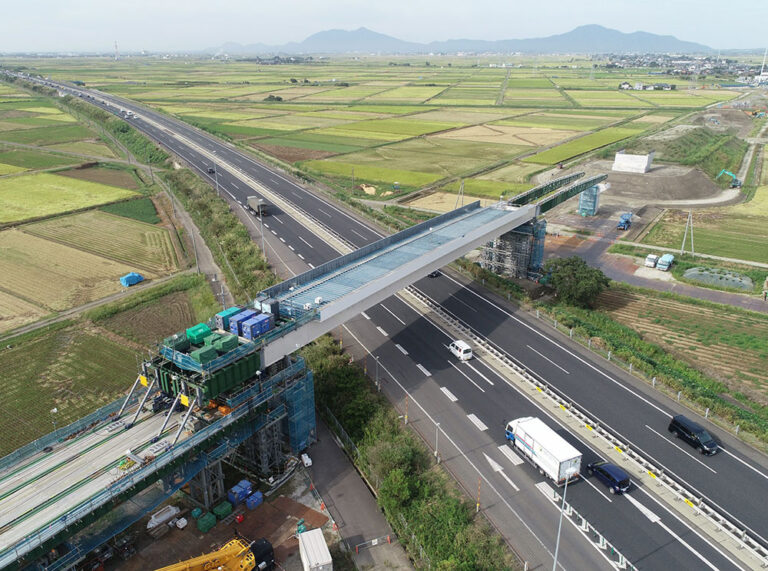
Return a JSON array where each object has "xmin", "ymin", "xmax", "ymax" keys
[{"xmin": 0, "ymin": 387, "xmax": 289, "ymax": 568}]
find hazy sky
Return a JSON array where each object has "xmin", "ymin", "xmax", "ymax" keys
[{"xmin": 1, "ymin": 0, "xmax": 764, "ymax": 52}]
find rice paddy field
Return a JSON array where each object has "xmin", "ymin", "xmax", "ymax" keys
[{"xmin": 2, "ymin": 56, "xmax": 742, "ymax": 200}]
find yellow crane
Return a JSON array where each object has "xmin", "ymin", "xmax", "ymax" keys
[{"xmin": 155, "ymin": 538, "xmax": 256, "ymax": 571}]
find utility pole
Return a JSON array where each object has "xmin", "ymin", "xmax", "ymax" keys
[
  {"xmin": 434, "ymin": 422, "xmax": 441, "ymax": 464},
  {"xmin": 258, "ymin": 198, "xmax": 266, "ymax": 255},
  {"xmin": 680, "ymin": 210, "xmax": 695, "ymax": 257}
]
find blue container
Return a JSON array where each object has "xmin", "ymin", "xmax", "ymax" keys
[
  {"xmin": 229, "ymin": 310, "xmax": 258, "ymax": 336},
  {"xmin": 246, "ymin": 491, "xmax": 263, "ymax": 510},
  {"xmin": 251, "ymin": 314, "xmax": 271, "ymax": 336},
  {"xmin": 237, "ymin": 480, "xmax": 253, "ymax": 494},
  {"xmin": 227, "ymin": 483, "xmax": 250, "ymax": 506},
  {"xmin": 241, "ymin": 316, "xmax": 262, "ymax": 340},
  {"xmin": 215, "ymin": 307, "xmax": 244, "ymax": 331}
]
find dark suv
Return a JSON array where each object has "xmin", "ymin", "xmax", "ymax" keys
[
  {"xmin": 668, "ymin": 415, "xmax": 718, "ymax": 455},
  {"xmin": 587, "ymin": 460, "xmax": 631, "ymax": 494}
]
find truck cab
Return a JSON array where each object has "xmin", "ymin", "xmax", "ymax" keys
[{"xmin": 617, "ymin": 212, "xmax": 632, "ymax": 231}]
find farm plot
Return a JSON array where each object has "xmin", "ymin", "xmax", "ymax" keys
[
  {"xmin": 641, "ymin": 207, "xmax": 768, "ymax": 264},
  {"xmin": 0, "ymin": 123, "xmax": 97, "ymax": 146},
  {"xmin": 0, "ymin": 230, "xmax": 141, "ymax": 311},
  {"xmin": 565, "ymin": 90, "xmax": 650, "ymax": 108},
  {"xmin": 435, "ymin": 124, "xmax": 580, "ymax": 147},
  {"xmin": 302, "ymin": 85, "xmax": 393, "ymax": 102},
  {"xmin": 477, "ymin": 162, "xmax": 545, "ymax": 183},
  {"xmin": 24, "ymin": 210, "xmax": 177, "ymax": 274},
  {"xmin": 495, "ymin": 112, "xmax": 626, "ymax": 131},
  {"xmin": 433, "ymin": 87, "xmax": 500, "ymax": 105},
  {"xmin": 0, "ymin": 147, "xmax": 79, "ymax": 170},
  {"xmin": 597, "ymin": 289, "xmax": 768, "ymax": 402},
  {"xmin": 364, "ymin": 86, "xmax": 446, "ymax": 103},
  {"xmin": 0, "ymin": 325, "xmax": 138, "ymax": 456},
  {"xmin": 0, "ymin": 162, "xmax": 26, "ymax": 175},
  {"xmin": 45, "ymin": 140, "xmax": 117, "ymax": 158},
  {"xmin": 301, "ymin": 159, "xmax": 442, "ymax": 189},
  {"xmin": 0, "ymin": 289, "xmax": 49, "ymax": 334},
  {"xmin": 523, "ymin": 127, "xmax": 639, "ymax": 165},
  {"xmin": 56, "ymin": 165, "xmax": 139, "ymax": 189},
  {"xmin": 633, "ymin": 90, "xmax": 740, "ymax": 107},
  {"xmin": 0, "ymin": 172, "xmax": 137, "ymax": 224}
]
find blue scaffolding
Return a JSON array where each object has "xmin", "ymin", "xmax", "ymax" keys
[
  {"xmin": 578, "ymin": 184, "xmax": 600, "ymax": 216},
  {"xmin": 284, "ymin": 372, "xmax": 316, "ymax": 453}
]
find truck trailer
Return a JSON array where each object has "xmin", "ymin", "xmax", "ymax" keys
[{"xmin": 505, "ymin": 417, "xmax": 581, "ymax": 486}]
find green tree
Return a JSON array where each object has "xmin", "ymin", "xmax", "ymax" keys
[
  {"xmin": 378, "ymin": 468, "xmax": 412, "ymax": 514},
  {"xmin": 543, "ymin": 256, "xmax": 610, "ymax": 308}
]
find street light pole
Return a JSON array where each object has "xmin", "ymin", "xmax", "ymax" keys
[
  {"xmin": 214, "ymin": 164, "xmax": 220, "ymax": 196},
  {"xmin": 50, "ymin": 407, "xmax": 58, "ymax": 435},
  {"xmin": 434, "ymin": 422, "xmax": 441, "ymax": 464},
  {"xmin": 552, "ymin": 468, "xmax": 577, "ymax": 571},
  {"xmin": 375, "ymin": 355, "xmax": 380, "ymax": 391}
]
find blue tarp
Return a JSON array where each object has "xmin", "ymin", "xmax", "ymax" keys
[{"xmin": 120, "ymin": 272, "xmax": 144, "ymax": 287}]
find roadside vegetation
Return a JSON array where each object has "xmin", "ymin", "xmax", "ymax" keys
[{"xmin": 302, "ymin": 335, "xmax": 518, "ymax": 570}]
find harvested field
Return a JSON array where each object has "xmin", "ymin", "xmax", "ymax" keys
[
  {"xmin": 597, "ymin": 289, "xmax": 768, "ymax": 403},
  {"xmin": 0, "ymin": 162, "xmax": 26, "ymax": 175},
  {"xmin": 0, "ymin": 172, "xmax": 137, "ymax": 224},
  {"xmin": 0, "ymin": 323, "xmax": 138, "ymax": 456},
  {"xmin": 405, "ymin": 191, "xmax": 500, "ymax": 212},
  {"xmin": 434, "ymin": 124, "xmax": 579, "ymax": 146},
  {"xmin": 24, "ymin": 210, "xmax": 177, "ymax": 274},
  {"xmin": 0, "ymin": 229, "xmax": 140, "ymax": 311},
  {"xmin": 45, "ymin": 140, "xmax": 117, "ymax": 158},
  {"xmin": 0, "ymin": 289, "xmax": 49, "ymax": 334},
  {"xmin": 56, "ymin": 165, "xmax": 139, "ymax": 189}
]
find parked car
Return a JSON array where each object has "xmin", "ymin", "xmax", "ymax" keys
[
  {"xmin": 587, "ymin": 460, "xmax": 631, "ymax": 494},
  {"xmin": 428, "ymin": 270, "xmax": 441, "ymax": 278},
  {"xmin": 668, "ymin": 415, "xmax": 719, "ymax": 455}
]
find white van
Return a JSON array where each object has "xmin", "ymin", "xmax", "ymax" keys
[
  {"xmin": 449, "ymin": 340, "xmax": 473, "ymax": 361},
  {"xmin": 644, "ymin": 254, "xmax": 659, "ymax": 268}
]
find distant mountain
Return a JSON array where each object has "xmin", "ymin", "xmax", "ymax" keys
[{"xmin": 211, "ymin": 25, "xmax": 711, "ymax": 56}]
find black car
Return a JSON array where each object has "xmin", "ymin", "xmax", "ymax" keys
[
  {"xmin": 428, "ymin": 270, "xmax": 440, "ymax": 278},
  {"xmin": 587, "ymin": 460, "xmax": 631, "ymax": 494},
  {"xmin": 207, "ymin": 166, "xmax": 215, "ymax": 174},
  {"xmin": 668, "ymin": 414, "xmax": 718, "ymax": 455}
]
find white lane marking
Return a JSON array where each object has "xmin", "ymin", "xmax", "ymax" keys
[
  {"xmin": 449, "ymin": 293, "xmax": 475, "ymax": 312},
  {"xmin": 361, "ymin": 311, "xmax": 370, "ymax": 320},
  {"xmin": 448, "ymin": 361, "xmax": 485, "ymax": 393},
  {"xmin": 635, "ymin": 486, "xmax": 747, "ymax": 571},
  {"xmin": 288, "ymin": 245, "xmax": 295, "ymax": 251},
  {"xmin": 464, "ymin": 361, "xmax": 494, "ymax": 386},
  {"xmin": 396, "ymin": 344, "xmax": 408, "ymax": 356},
  {"xmin": 498, "ymin": 444, "xmax": 523, "ymax": 466},
  {"xmin": 318, "ymin": 208, "xmax": 332, "ymax": 218},
  {"xmin": 440, "ymin": 387, "xmax": 457, "ymax": 402},
  {"xmin": 279, "ymin": 237, "xmax": 285, "ymax": 243},
  {"xmin": 232, "ymin": 182, "xmax": 239, "ymax": 189},
  {"xmin": 440, "ymin": 273, "xmax": 670, "ymax": 416},
  {"xmin": 263, "ymin": 223, "xmax": 269, "ymax": 228},
  {"xmin": 721, "ymin": 448, "xmax": 768, "ymax": 481},
  {"xmin": 526, "ymin": 344, "xmax": 570, "ymax": 374},
  {"xmin": 376, "ymin": 326, "xmax": 388, "ymax": 337},
  {"xmin": 308, "ymin": 263, "xmax": 315, "ymax": 269},
  {"xmin": 484, "ymin": 453, "xmax": 519, "ymax": 491},
  {"xmin": 581, "ymin": 476, "xmax": 613, "ymax": 503},
  {"xmin": 269, "ymin": 178, "xmax": 278, "ymax": 184},
  {"xmin": 351, "ymin": 229, "xmax": 367, "ymax": 240},
  {"xmin": 273, "ymin": 216, "xmax": 284, "ymax": 225},
  {"xmin": 298, "ymin": 254, "xmax": 305, "ymax": 260},
  {"xmin": 380, "ymin": 304, "xmax": 406, "ymax": 325},
  {"xmin": 299, "ymin": 236, "xmax": 314, "ymax": 248},
  {"xmin": 270, "ymin": 229, "xmax": 277, "ymax": 236},
  {"xmin": 645, "ymin": 425, "xmax": 717, "ymax": 474},
  {"xmin": 417, "ymin": 364, "xmax": 431, "ymax": 377},
  {"xmin": 467, "ymin": 414, "xmax": 488, "ymax": 432},
  {"xmin": 625, "ymin": 495, "xmax": 718, "ymax": 570}
]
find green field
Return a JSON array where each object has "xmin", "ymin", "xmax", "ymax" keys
[
  {"xmin": 0, "ymin": 147, "xmax": 79, "ymax": 170},
  {"xmin": 523, "ymin": 127, "xmax": 640, "ymax": 165},
  {"xmin": 0, "ymin": 172, "xmax": 138, "ymax": 223},
  {"xmin": 0, "ymin": 323, "xmax": 139, "ymax": 456},
  {"xmin": 100, "ymin": 197, "xmax": 161, "ymax": 224}
]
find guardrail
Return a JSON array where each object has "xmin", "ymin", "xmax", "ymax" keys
[{"xmin": 405, "ymin": 285, "xmax": 768, "ymax": 568}]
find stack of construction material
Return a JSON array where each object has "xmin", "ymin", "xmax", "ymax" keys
[
  {"xmin": 197, "ymin": 512, "xmax": 217, "ymax": 533},
  {"xmin": 213, "ymin": 501, "xmax": 233, "ymax": 520}
]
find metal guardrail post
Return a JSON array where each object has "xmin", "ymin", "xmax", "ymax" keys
[{"xmin": 128, "ymin": 375, "xmax": 157, "ymax": 428}]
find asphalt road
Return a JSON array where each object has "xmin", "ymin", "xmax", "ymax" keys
[{"xmin": 29, "ymin": 76, "xmax": 768, "ymax": 570}]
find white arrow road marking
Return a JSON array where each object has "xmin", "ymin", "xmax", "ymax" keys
[
  {"xmin": 484, "ymin": 453, "xmax": 519, "ymax": 491},
  {"xmin": 625, "ymin": 494, "xmax": 718, "ymax": 571}
]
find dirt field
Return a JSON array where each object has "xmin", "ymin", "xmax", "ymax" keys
[
  {"xmin": 0, "ymin": 289, "xmax": 49, "ymax": 334},
  {"xmin": 404, "ymin": 191, "xmax": 499, "ymax": 212},
  {"xmin": 56, "ymin": 165, "xmax": 139, "ymax": 189},
  {"xmin": 251, "ymin": 143, "xmax": 335, "ymax": 163},
  {"xmin": 597, "ymin": 289, "xmax": 768, "ymax": 403},
  {"xmin": 0, "ymin": 229, "xmax": 139, "ymax": 311},
  {"xmin": 434, "ymin": 124, "xmax": 579, "ymax": 146}
]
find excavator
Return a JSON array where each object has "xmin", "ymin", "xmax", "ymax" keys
[
  {"xmin": 715, "ymin": 169, "xmax": 742, "ymax": 188},
  {"xmin": 155, "ymin": 537, "xmax": 274, "ymax": 571}
]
